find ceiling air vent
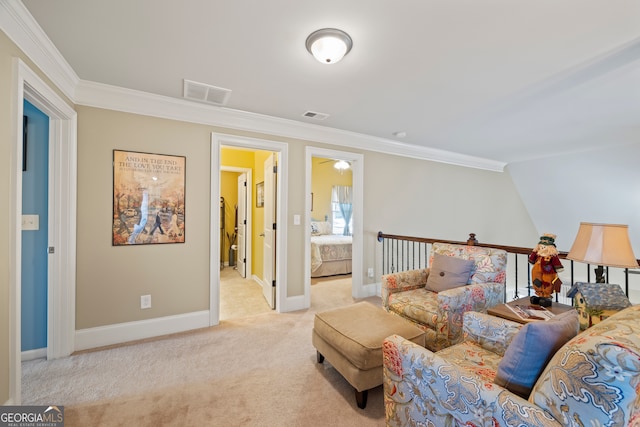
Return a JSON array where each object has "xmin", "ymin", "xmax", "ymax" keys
[
  {"xmin": 303, "ymin": 111, "xmax": 329, "ymax": 120},
  {"xmin": 183, "ymin": 79, "xmax": 231, "ymax": 106}
]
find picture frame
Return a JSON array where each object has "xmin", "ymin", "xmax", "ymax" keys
[
  {"xmin": 256, "ymin": 181, "xmax": 264, "ymax": 208},
  {"xmin": 112, "ymin": 150, "xmax": 186, "ymax": 245}
]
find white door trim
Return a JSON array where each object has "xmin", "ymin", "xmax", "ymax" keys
[
  {"xmin": 210, "ymin": 133, "xmax": 288, "ymax": 325},
  {"xmin": 304, "ymin": 147, "xmax": 364, "ymax": 306},
  {"xmin": 11, "ymin": 58, "xmax": 77, "ymax": 404},
  {"xmin": 221, "ymin": 166, "xmax": 252, "ymax": 278},
  {"xmin": 262, "ymin": 154, "xmax": 276, "ymax": 309}
]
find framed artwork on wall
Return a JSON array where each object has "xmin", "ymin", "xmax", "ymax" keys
[
  {"xmin": 112, "ymin": 150, "xmax": 186, "ymax": 245},
  {"xmin": 256, "ymin": 181, "xmax": 264, "ymax": 208}
]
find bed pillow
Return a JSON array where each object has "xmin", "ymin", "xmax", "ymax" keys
[
  {"xmin": 494, "ymin": 310, "xmax": 579, "ymax": 398},
  {"xmin": 312, "ymin": 221, "xmax": 332, "ymax": 235},
  {"xmin": 425, "ymin": 253, "xmax": 474, "ymax": 292},
  {"xmin": 311, "ymin": 222, "xmax": 320, "ymax": 235}
]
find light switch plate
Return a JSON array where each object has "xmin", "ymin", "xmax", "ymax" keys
[
  {"xmin": 22, "ymin": 214, "xmax": 39, "ymax": 230},
  {"xmin": 293, "ymin": 214, "xmax": 300, "ymax": 225}
]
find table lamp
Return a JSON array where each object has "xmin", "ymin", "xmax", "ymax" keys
[{"xmin": 566, "ymin": 222, "xmax": 639, "ymax": 283}]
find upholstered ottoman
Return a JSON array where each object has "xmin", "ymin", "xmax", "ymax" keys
[{"xmin": 312, "ymin": 301, "xmax": 425, "ymax": 409}]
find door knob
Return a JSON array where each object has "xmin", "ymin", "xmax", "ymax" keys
[{"xmin": 259, "ymin": 233, "xmax": 265, "ymax": 237}]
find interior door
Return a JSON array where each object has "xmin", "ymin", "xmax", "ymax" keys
[
  {"xmin": 262, "ymin": 154, "xmax": 276, "ymax": 309},
  {"xmin": 22, "ymin": 100, "xmax": 49, "ymax": 355},
  {"xmin": 236, "ymin": 173, "xmax": 247, "ymax": 278}
]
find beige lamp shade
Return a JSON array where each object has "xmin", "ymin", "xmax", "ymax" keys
[{"xmin": 567, "ymin": 223, "xmax": 639, "ymax": 268}]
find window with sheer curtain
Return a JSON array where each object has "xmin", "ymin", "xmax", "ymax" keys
[{"xmin": 331, "ymin": 185, "xmax": 353, "ymax": 235}]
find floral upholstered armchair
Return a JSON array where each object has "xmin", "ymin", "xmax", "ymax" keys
[
  {"xmin": 383, "ymin": 306, "xmax": 640, "ymax": 427},
  {"xmin": 381, "ymin": 242, "xmax": 507, "ymax": 351}
]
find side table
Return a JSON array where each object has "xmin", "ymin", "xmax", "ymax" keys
[{"xmin": 488, "ymin": 297, "xmax": 574, "ymax": 325}]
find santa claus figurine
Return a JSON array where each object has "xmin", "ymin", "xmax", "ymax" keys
[{"xmin": 528, "ymin": 233, "xmax": 563, "ymax": 307}]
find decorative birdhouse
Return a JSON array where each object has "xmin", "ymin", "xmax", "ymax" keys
[{"xmin": 567, "ymin": 282, "xmax": 631, "ymax": 330}]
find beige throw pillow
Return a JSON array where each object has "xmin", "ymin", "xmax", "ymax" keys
[
  {"xmin": 425, "ymin": 253, "xmax": 474, "ymax": 293},
  {"xmin": 494, "ymin": 310, "xmax": 579, "ymax": 398}
]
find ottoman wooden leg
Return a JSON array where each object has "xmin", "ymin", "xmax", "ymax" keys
[
  {"xmin": 355, "ymin": 389, "xmax": 368, "ymax": 409},
  {"xmin": 317, "ymin": 351, "xmax": 324, "ymax": 363}
]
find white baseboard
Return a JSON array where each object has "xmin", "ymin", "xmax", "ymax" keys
[
  {"xmin": 283, "ymin": 295, "xmax": 306, "ymax": 312},
  {"xmin": 75, "ymin": 310, "xmax": 210, "ymax": 352},
  {"xmin": 357, "ymin": 282, "xmax": 381, "ymax": 299},
  {"xmin": 21, "ymin": 348, "xmax": 47, "ymax": 362}
]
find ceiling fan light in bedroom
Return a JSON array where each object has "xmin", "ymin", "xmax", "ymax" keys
[{"xmin": 334, "ymin": 160, "xmax": 350, "ymax": 171}]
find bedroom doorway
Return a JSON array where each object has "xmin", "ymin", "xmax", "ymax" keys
[
  {"xmin": 310, "ymin": 156, "xmax": 353, "ymax": 292},
  {"xmin": 305, "ymin": 147, "xmax": 364, "ymax": 308}
]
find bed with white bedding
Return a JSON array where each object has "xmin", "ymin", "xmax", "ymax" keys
[{"xmin": 310, "ymin": 221, "xmax": 352, "ymax": 277}]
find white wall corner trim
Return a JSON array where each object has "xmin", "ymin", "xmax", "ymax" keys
[
  {"xmin": 74, "ymin": 311, "xmax": 211, "ymax": 352},
  {"xmin": 0, "ymin": 1, "xmax": 79, "ymax": 100}
]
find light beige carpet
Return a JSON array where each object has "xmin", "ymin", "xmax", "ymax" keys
[{"xmin": 22, "ymin": 276, "xmax": 384, "ymax": 426}]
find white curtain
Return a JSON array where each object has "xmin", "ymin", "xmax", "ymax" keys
[{"xmin": 333, "ymin": 185, "xmax": 352, "ymax": 236}]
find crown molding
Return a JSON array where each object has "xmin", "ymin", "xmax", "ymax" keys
[
  {"xmin": 76, "ymin": 80, "xmax": 505, "ymax": 172},
  {"xmin": 0, "ymin": 1, "xmax": 79, "ymax": 100},
  {"xmin": 3, "ymin": 0, "xmax": 504, "ymax": 172}
]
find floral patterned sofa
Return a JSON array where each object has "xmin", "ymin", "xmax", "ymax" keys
[
  {"xmin": 381, "ymin": 242, "xmax": 507, "ymax": 351},
  {"xmin": 383, "ymin": 305, "xmax": 640, "ymax": 427}
]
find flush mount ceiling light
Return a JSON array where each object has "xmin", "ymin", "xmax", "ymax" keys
[{"xmin": 305, "ymin": 28, "xmax": 353, "ymax": 64}]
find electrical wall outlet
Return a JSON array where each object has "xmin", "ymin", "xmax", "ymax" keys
[
  {"xmin": 367, "ymin": 268, "xmax": 374, "ymax": 278},
  {"xmin": 140, "ymin": 294, "xmax": 151, "ymax": 309}
]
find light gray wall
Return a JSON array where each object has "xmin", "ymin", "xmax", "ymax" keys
[
  {"xmin": 75, "ymin": 105, "xmax": 540, "ymax": 329},
  {"xmin": 507, "ymin": 142, "xmax": 640, "ymax": 255},
  {"xmin": 76, "ymin": 107, "xmax": 213, "ymax": 329},
  {"xmin": 363, "ymin": 151, "xmax": 539, "ymax": 276}
]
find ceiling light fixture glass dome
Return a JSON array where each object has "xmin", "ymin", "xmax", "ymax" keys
[{"xmin": 306, "ymin": 28, "xmax": 353, "ymax": 64}]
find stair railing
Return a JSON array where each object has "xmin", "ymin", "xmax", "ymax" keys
[{"xmin": 377, "ymin": 231, "xmax": 639, "ymax": 305}]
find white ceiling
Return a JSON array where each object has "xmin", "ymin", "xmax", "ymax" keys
[{"xmin": 21, "ymin": 0, "xmax": 640, "ymax": 164}]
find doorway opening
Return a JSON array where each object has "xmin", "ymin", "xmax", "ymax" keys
[
  {"xmin": 21, "ymin": 100, "xmax": 49, "ymax": 362},
  {"xmin": 304, "ymin": 147, "xmax": 364, "ymax": 308},
  {"xmin": 309, "ymin": 156, "xmax": 354, "ymax": 302},
  {"xmin": 11, "ymin": 59, "xmax": 77, "ymax": 404},
  {"xmin": 210, "ymin": 134, "xmax": 288, "ymax": 325},
  {"xmin": 219, "ymin": 164, "xmax": 271, "ymax": 320}
]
